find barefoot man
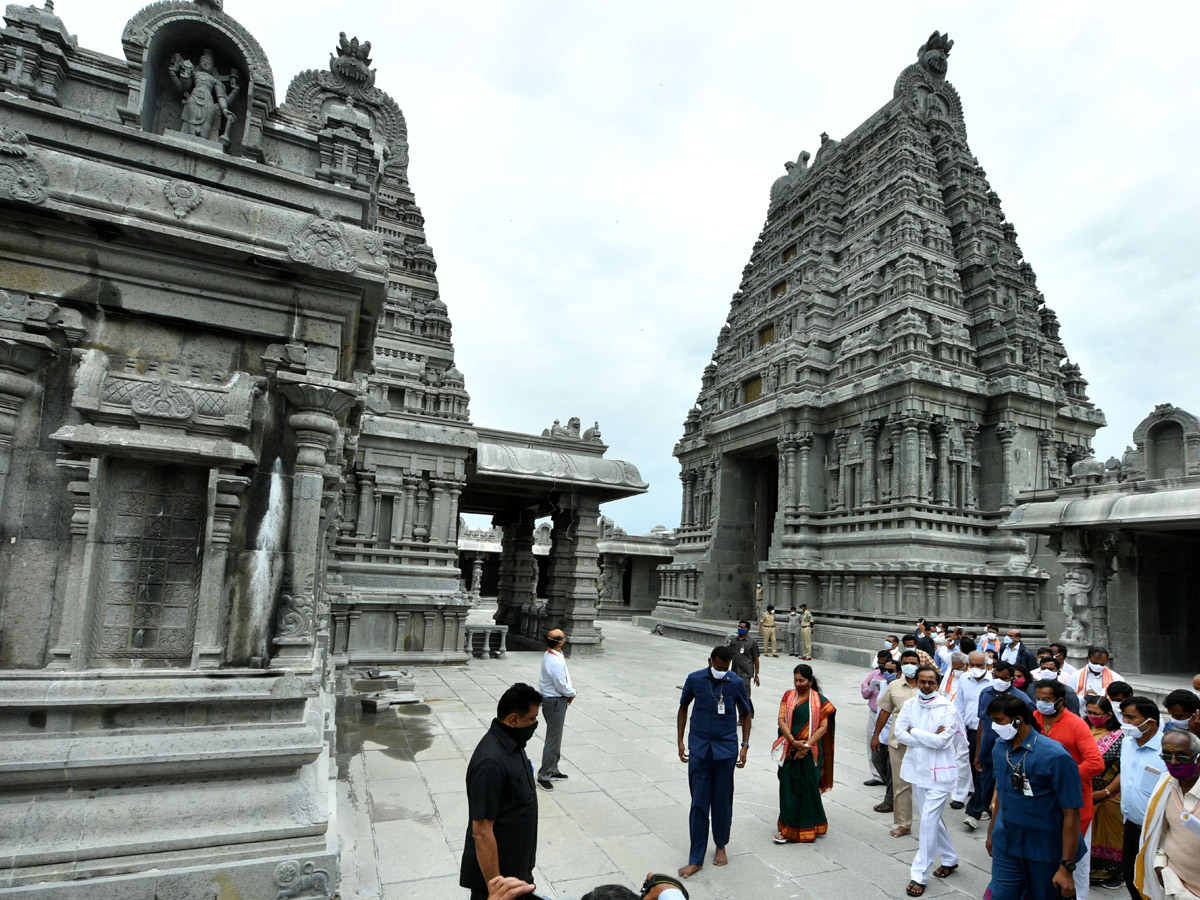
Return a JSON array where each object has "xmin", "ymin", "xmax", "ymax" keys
[{"xmin": 677, "ymin": 645, "xmax": 751, "ymax": 878}]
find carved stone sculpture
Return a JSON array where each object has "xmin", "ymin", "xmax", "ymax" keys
[
  {"xmin": 275, "ymin": 593, "xmax": 315, "ymax": 640},
  {"xmin": 0, "ymin": 126, "xmax": 49, "ymax": 204},
  {"xmin": 1056, "ymin": 568, "xmax": 1092, "ymax": 644},
  {"xmin": 169, "ymin": 49, "xmax": 240, "ymax": 146},
  {"xmin": 273, "ymin": 859, "xmax": 330, "ymax": 899}
]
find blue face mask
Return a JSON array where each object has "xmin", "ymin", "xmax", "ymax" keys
[
  {"xmin": 737, "ymin": 628, "xmax": 748, "ymax": 637},
  {"xmin": 1164, "ymin": 720, "xmax": 1191, "ymax": 733},
  {"xmin": 884, "ymin": 672, "xmax": 898, "ymax": 683}
]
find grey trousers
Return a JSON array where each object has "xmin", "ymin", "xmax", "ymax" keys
[
  {"xmin": 539, "ymin": 696, "xmax": 569, "ymax": 780},
  {"xmin": 788, "ymin": 631, "xmax": 802, "ymax": 654}
]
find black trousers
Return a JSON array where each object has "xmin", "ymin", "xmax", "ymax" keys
[
  {"xmin": 1123, "ymin": 820, "xmax": 1143, "ymax": 900},
  {"xmin": 871, "ymin": 741, "xmax": 893, "ymax": 805}
]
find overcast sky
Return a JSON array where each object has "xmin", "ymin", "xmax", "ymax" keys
[{"xmin": 61, "ymin": 1, "xmax": 1200, "ymax": 532}]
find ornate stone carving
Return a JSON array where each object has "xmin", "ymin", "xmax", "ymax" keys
[
  {"xmin": 273, "ymin": 859, "xmax": 331, "ymax": 899},
  {"xmin": 130, "ymin": 377, "xmax": 196, "ymax": 421},
  {"xmin": 275, "ymin": 593, "xmax": 314, "ymax": 639},
  {"xmin": 1056, "ymin": 567, "xmax": 1093, "ymax": 644},
  {"xmin": 331, "ymin": 33, "xmax": 373, "ymax": 87},
  {"xmin": 0, "ymin": 127, "xmax": 49, "ymax": 205},
  {"xmin": 168, "ymin": 49, "xmax": 241, "ymax": 146},
  {"xmin": 287, "ymin": 209, "xmax": 358, "ymax": 273},
  {"xmin": 163, "ymin": 180, "xmax": 204, "ymax": 219}
]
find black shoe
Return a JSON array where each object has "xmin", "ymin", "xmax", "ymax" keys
[
  {"xmin": 863, "ymin": 778, "xmax": 885, "ymax": 786},
  {"xmin": 949, "ymin": 800, "xmax": 964, "ymax": 810},
  {"xmin": 550, "ymin": 772, "xmax": 569, "ymax": 780},
  {"xmin": 537, "ymin": 778, "xmax": 554, "ymax": 791}
]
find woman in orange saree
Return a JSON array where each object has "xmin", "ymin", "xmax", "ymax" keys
[{"xmin": 774, "ymin": 663, "xmax": 837, "ymax": 843}]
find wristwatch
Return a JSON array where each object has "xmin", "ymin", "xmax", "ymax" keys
[
  {"xmin": 741, "ymin": 742, "xmax": 750, "ymax": 748},
  {"xmin": 1059, "ymin": 859, "xmax": 1076, "ymax": 872}
]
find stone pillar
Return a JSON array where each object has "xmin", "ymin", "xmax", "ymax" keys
[
  {"xmin": 273, "ymin": 382, "xmax": 355, "ymax": 668},
  {"xmin": 1038, "ymin": 431, "xmax": 1054, "ymax": 490},
  {"xmin": 902, "ymin": 416, "xmax": 920, "ymax": 502},
  {"xmin": 494, "ymin": 509, "xmax": 536, "ymax": 630},
  {"xmin": 934, "ymin": 419, "xmax": 951, "ymax": 505},
  {"xmin": 797, "ymin": 433, "xmax": 813, "ymax": 511},
  {"xmin": 355, "ymin": 472, "xmax": 375, "ymax": 538},
  {"xmin": 917, "ymin": 417, "xmax": 931, "ymax": 503},
  {"xmin": 413, "ymin": 479, "xmax": 430, "ymax": 540},
  {"xmin": 340, "ymin": 473, "xmax": 358, "ymax": 537},
  {"xmin": 996, "ymin": 423, "xmax": 1018, "ymax": 510},
  {"xmin": 470, "ymin": 555, "xmax": 485, "ymax": 596},
  {"xmin": 963, "ymin": 424, "xmax": 979, "ymax": 509},
  {"xmin": 401, "ymin": 475, "xmax": 418, "ymax": 540},
  {"xmin": 47, "ymin": 457, "xmax": 99, "ymax": 669},
  {"xmin": 783, "ymin": 438, "xmax": 798, "ymax": 512},
  {"xmin": 389, "ymin": 488, "xmax": 405, "ymax": 545},
  {"xmin": 0, "ymin": 332, "xmax": 53, "ymax": 523},
  {"xmin": 834, "ymin": 429, "xmax": 849, "ymax": 510},
  {"xmin": 779, "ymin": 573, "xmax": 794, "ymax": 609},
  {"xmin": 193, "ymin": 471, "xmax": 249, "ymax": 668},
  {"xmin": 430, "ymin": 480, "xmax": 447, "ymax": 544},
  {"xmin": 448, "ymin": 484, "xmax": 462, "ymax": 544},
  {"xmin": 679, "ymin": 471, "xmax": 689, "ymax": 526},
  {"xmin": 544, "ymin": 493, "xmax": 604, "ymax": 656},
  {"xmin": 889, "ymin": 417, "xmax": 903, "ymax": 502},
  {"xmin": 862, "ymin": 421, "xmax": 879, "ymax": 505}
]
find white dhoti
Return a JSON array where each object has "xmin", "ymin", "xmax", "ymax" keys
[
  {"xmin": 951, "ymin": 735, "xmax": 971, "ymax": 803},
  {"xmin": 867, "ymin": 707, "xmax": 881, "ymax": 779},
  {"xmin": 910, "ymin": 785, "xmax": 956, "ymax": 885},
  {"xmin": 1074, "ymin": 821, "xmax": 1091, "ymax": 900}
]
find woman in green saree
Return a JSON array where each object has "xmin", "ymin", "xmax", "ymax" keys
[{"xmin": 774, "ymin": 663, "xmax": 837, "ymax": 843}]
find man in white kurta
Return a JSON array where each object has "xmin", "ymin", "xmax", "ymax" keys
[{"xmin": 895, "ymin": 666, "xmax": 967, "ymax": 891}]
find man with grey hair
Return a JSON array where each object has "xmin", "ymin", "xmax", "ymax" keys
[
  {"xmin": 953, "ymin": 650, "xmax": 992, "ymax": 820},
  {"xmin": 1132, "ymin": 728, "xmax": 1200, "ymax": 900}
]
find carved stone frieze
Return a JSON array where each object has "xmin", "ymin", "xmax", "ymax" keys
[
  {"xmin": 130, "ymin": 377, "xmax": 196, "ymax": 421},
  {"xmin": 163, "ymin": 180, "xmax": 204, "ymax": 219},
  {"xmin": 287, "ymin": 209, "xmax": 358, "ymax": 274},
  {"xmin": 0, "ymin": 127, "xmax": 49, "ymax": 205},
  {"xmin": 272, "ymin": 859, "xmax": 331, "ymax": 899}
]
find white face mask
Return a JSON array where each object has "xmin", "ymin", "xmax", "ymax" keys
[
  {"xmin": 883, "ymin": 640, "xmax": 895, "ymax": 650},
  {"xmin": 1088, "ymin": 662, "xmax": 1105, "ymax": 674},
  {"xmin": 918, "ymin": 689, "xmax": 938, "ymax": 701},
  {"xmin": 992, "ymin": 720, "xmax": 1019, "ymax": 741},
  {"xmin": 1120, "ymin": 721, "xmax": 1148, "ymax": 740},
  {"xmin": 969, "ymin": 667, "xmax": 987, "ymax": 679},
  {"xmin": 901, "ymin": 664, "xmax": 918, "ymax": 678},
  {"xmin": 985, "ymin": 632, "xmax": 997, "ymax": 641},
  {"xmin": 1036, "ymin": 669, "xmax": 1057, "ymax": 680},
  {"xmin": 992, "ymin": 680, "xmax": 1011, "ymax": 693},
  {"xmin": 1036, "ymin": 699, "xmax": 1059, "ymax": 716},
  {"xmin": 710, "ymin": 667, "xmax": 727, "ymax": 680}
]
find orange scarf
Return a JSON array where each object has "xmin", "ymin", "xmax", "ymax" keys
[
  {"xmin": 773, "ymin": 689, "xmax": 824, "ymax": 770},
  {"xmin": 1076, "ymin": 666, "xmax": 1113, "ymax": 695}
]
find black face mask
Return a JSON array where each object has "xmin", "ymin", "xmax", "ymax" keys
[{"xmin": 498, "ymin": 718, "xmax": 538, "ymax": 747}]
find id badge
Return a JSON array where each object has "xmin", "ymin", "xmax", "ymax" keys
[
  {"xmin": 1021, "ymin": 775, "xmax": 1033, "ymax": 797},
  {"xmin": 717, "ymin": 699, "xmax": 726, "ymax": 716}
]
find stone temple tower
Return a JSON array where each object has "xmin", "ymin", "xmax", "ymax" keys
[{"xmin": 656, "ymin": 32, "xmax": 1105, "ymax": 646}]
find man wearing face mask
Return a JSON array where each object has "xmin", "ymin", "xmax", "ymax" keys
[
  {"xmin": 873, "ymin": 650, "xmax": 922, "ymax": 836},
  {"xmin": 860, "ymin": 650, "xmax": 893, "ymax": 786},
  {"xmin": 979, "ymin": 625, "xmax": 1003, "ymax": 656},
  {"xmin": 1119, "ymin": 697, "xmax": 1163, "ymax": 900},
  {"xmin": 871, "ymin": 659, "xmax": 901, "ymax": 810},
  {"xmin": 537, "ymin": 629, "xmax": 576, "ymax": 791},
  {"xmin": 1162, "ymin": 690, "xmax": 1200, "ymax": 739},
  {"xmin": 885, "ymin": 634, "xmax": 902, "ymax": 661},
  {"xmin": 461, "ymin": 683, "xmax": 544, "ymax": 900},
  {"xmin": 964, "ymin": 661, "xmax": 1034, "ymax": 830},
  {"xmin": 1034, "ymin": 678, "xmax": 1105, "ymax": 900},
  {"xmin": 1074, "ymin": 647, "xmax": 1123, "ymax": 699},
  {"xmin": 1030, "ymin": 657, "xmax": 1081, "ymax": 716},
  {"xmin": 895, "ymin": 666, "xmax": 968, "ymax": 896},
  {"xmin": 955, "ymin": 651, "xmax": 993, "ymax": 815},
  {"xmin": 1133, "ymin": 730, "xmax": 1200, "ymax": 900},
  {"xmin": 677, "ymin": 645, "xmax": 752, "ymax": 878},
  {"xmin": 727, "ymin": 620, "xmax": 760, "ymax": 704},
  {"xmin": 1050, "ymin": 642, "xmax": 1078, "ymax": 681},
  {"xmin": 985, "ymin": 692, "xmax": 1086, "ymax": 900}
]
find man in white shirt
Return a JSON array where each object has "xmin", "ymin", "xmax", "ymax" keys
[
  {"xmin": 1049, "ymin": 642, "xmax": 1077, "ymax": 681},
  {"xmin": 1073, "ymin": 646, "xmax": 1123, "ymax": 699},
  {"xmin": 953, "ymin": 651, "xmax": 992, "ymax": 817},
  {"xmin": 537, "ymin": 629, "xmax": 576, "ymax": 791},
  {"xmin": 895, "ymin": 665, "xmax": 967, "ymax": 895}
]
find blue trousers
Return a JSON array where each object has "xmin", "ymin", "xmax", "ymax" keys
[
  {"xmin": 687, "ymin": 754, "xmax": 736, "ymax": 866},
  {"xmin": 965, "ymin": 756, "xmax": 995, "ymax": 819},
  {"xmin": 990, "ymin": 849, "xmax": 1061, "ymax": 900}
]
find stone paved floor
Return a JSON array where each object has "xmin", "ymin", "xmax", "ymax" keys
[{"xmin": 335, "ymin": 621, "xmax": 997, "ymax": 900}]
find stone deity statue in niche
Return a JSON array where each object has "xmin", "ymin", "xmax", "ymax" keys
[
  {"xmin": 1056, "ymin": 568, "xmax": 1092, "ymax": 644},
  {"xmin": 169, "ymin": 49, "xmax": 240, "ymax": 147}
]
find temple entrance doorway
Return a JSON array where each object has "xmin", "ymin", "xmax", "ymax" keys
[{"xmin": 710, "ymin": 449, "xmax": 778, "ymax": 619}]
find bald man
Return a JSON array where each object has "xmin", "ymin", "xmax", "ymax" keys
[{"xmin": 537, "ymin": 629, "xmax": 576, "ymax": 790}]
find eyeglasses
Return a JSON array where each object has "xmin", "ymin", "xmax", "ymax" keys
[{"xmin": 1160, "ymin": 752, "xmax": 1199, "ymax": 764}]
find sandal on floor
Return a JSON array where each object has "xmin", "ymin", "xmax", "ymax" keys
[
  {"xmin": 773, "ymin": 832, "xmax": 788, "ymax": 844},
  {"xmin": 906, "ymin": 881, "xmax": 926, "ymax": 897},
  {"xmin": 934, "ymin": 864, "xmax": 958, "ymax": 878}
]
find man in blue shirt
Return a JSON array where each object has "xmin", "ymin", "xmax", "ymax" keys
[
  {"xmin": 985, "ymin": 692, "xmax": 1083, "ymax": 900},
  {"xmin": 1117, "ymin": 696, "xmax": 1162, "ymax": 900},
  {"xmin": 965, "ymin": 661, "xmax": 1034, "ymax": 829},
  {"xmin": 676, "ymin": 644, "xmax": 751, "ymax": 879}
]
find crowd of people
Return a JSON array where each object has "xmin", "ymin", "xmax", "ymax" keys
[{"xmin": 457, "ymin": 614, "xmax": 1200, "ymax": 900}]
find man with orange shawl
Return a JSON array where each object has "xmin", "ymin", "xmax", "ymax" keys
[{"xmin": 773, "ymin": 663, "xmax": 836, "ymax": 843}]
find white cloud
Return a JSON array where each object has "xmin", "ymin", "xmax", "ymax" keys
[{"xmin": 58, "ymin": 0, "xmax": 1200, "ymax": 530}]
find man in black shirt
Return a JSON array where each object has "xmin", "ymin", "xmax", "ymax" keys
[{"xmin": 460, "ymin": 683, "xmax": 543, "ymax": 900}]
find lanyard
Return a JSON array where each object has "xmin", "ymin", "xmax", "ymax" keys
[{"xmin": 1005, "ymin": 734, "xmax": 1035, "ymax": 779}]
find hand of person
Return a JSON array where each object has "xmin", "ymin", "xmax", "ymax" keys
[
  {"xmin": 736, "ymin": 746, "xmax": 748, "ymax": 769},
  {"xmin": 567, "ymin": 696, "xmax": 574, "ymax": 706},
  {"xmin": 935, "ymin": 725, "xmax": 947, "ymax": 734},
  {"xmin": 1052, "ymin": 866, "xmax": 1075, "ymax": 897},
  {"xmin": 678, "ymin": 741, "xmax": 688, "ymax": 763},
  {"xmin": 487, "ymin": 875, "xmax": 536, "ymax": 900},
  {"xmin": 1091, "ymin": 790, "xmax": 1107, "ymax": 803},
  {"xmin": 754, "ymin": 675, "xmax": 760, "ymax": 685},
  {"xmin": 974, "ymin": 758, "xmax": 983, "ymax": 773},
  {"xmin": 870, "ymin": 736, "xmax": 881, "ymax": 753},
  {"xmin": 985, "ymin": 834, "xmax": 993, "ymax": 857}
]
